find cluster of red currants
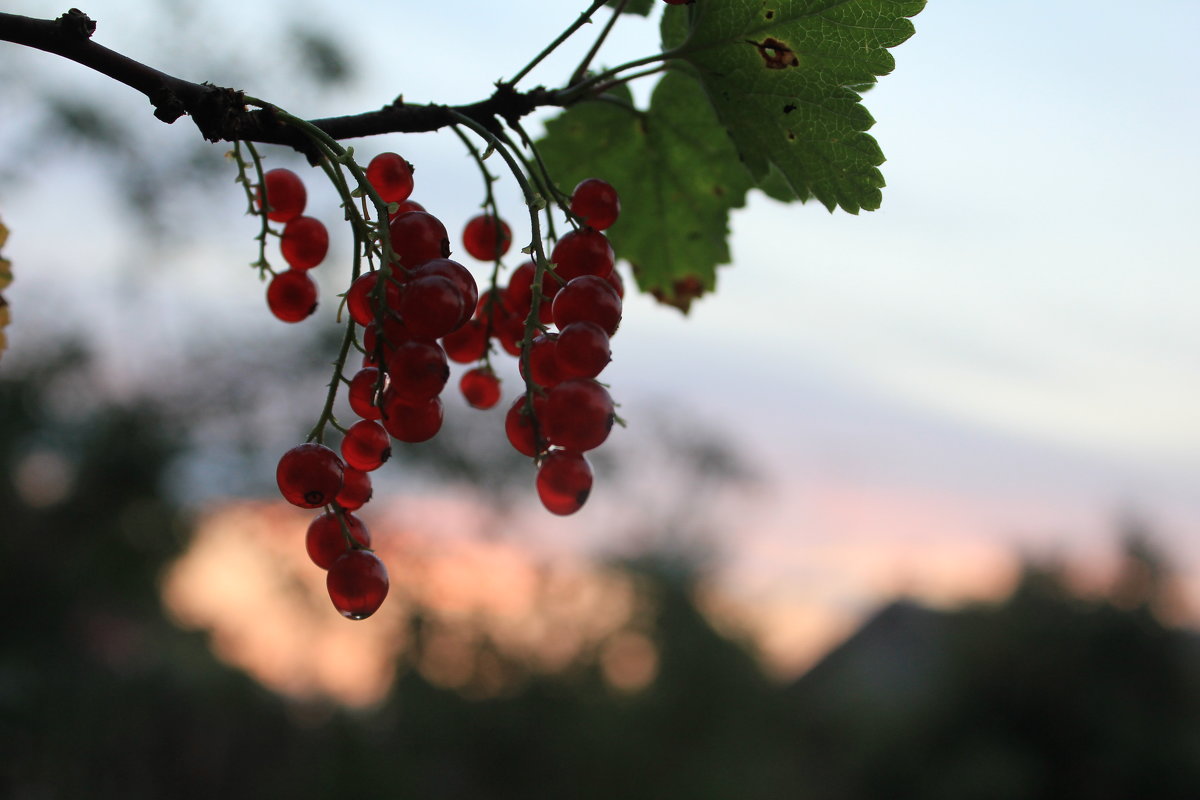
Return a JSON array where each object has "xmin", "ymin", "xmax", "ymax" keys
[
  {"xmin": 258, "ymin": 168, "xmax": 330, "ymax": 322},
  {"xmin": 260, "ymin": 153, "xmax": 623, "ymax": 619},
  {"xmin": 455, "ymin": 178, "xmax": 624, "ymax": 516}
]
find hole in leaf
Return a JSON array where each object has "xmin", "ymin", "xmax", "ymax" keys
[
  {"xmin": 783, "ymin": 104, "xmax": 796, "ymax": 114},
  {"xmin": 748, "ymin": 37, "xmax": 799, "ymax": 70}
]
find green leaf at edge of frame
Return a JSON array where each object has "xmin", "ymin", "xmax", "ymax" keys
[{"xmin": 663, "ymin": 0, "xmax": 925, "ymax": 213}]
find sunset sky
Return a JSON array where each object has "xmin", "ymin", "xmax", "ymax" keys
[{"xmin": 3, "ymin": 1, "xmax": 1199, "ymax": 696}]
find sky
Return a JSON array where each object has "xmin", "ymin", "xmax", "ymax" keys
[{"xmin": 3, "ymin": 0, "xmax": 1199, "ymax": 687}]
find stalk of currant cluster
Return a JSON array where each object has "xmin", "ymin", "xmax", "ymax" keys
[
  {"xmin": 235, "ymin": 100, "xmax": 626, "ymax": 620},
  {"xmin": 0, "ymin": 216, "xmax": 10, "ymax": 361}
]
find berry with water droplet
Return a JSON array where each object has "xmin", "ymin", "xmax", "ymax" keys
[{"xmin": 327, "ymin": 549, "xmax": 389, "ymax": 619}]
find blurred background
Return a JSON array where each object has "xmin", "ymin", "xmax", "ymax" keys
[{"xmin": 2, "ymin": 1, "xmax": 1199, "ymax": 797}]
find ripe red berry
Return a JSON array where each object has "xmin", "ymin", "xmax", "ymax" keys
[
  {"xmin": 504, "ymin": 260, "xmax": 558, "ymax": 324},
  {"xmin": 348, "ymin": 367, "xmax": 387, "ymax": 420},
  {"xmin": 257, "ymin": 168, "xmax": 307, "ymax": 222},
  {"xmin": 551, "ymin": 275, "xmax": 622, "ymax": 336},
  {"xmin": 335, "ymin": 467, "xmax": 373, "ymax": 511},
  {"xmin": 550, "ymin": 228, "xmax": 614, "ymax": 281},
  {"xmin": 606, "ymin": 267, "xmax": 625, "ymax": 299},
  {"xmin": 570, "ymin": 179, "xmax": 620, "ymax": 231},
  {"xmin": 504, "ymin": 394, "xmax": 548, "ymax": 457},
  {"xmin": 441, "ymin": 318, "xmax": 489, "ymax": 364},
  {"xmin": 382, "ymin": 395, "xmax": 444, "ymax": 443},
  {"xmin": 389, "ymin": 211, "xmax": 450, "ymax": 269},
  {"xmin": 411, "ymin": 259, "xmax": 479, "ymax": 329},
  {"xmin": 388, "ymin": 199, "xmax": 425, "ymax": 219},
  {"xmin": 399, "ymin": 275, "xmax": 465, "ymax": 340},
  {"xmin": 555, "ymin": 321, "xmax": 611, "ymax": 379},
  {"xmin": 346, "ymin": 271, "xmax": 401, "ymax": 327},
  {"xmin": 520, "ymin": 333, "xmax": 565, "ymax": 389},
  {"xmin": 341, "ymin": 419, "xmax": 392, "ymax": 471},
  {"xmin": 327, "ymin": 549, "xmax": 390, "ymax": 619},
  {"xmin": 362, "ymin": 315, "xmax": 412, "ymax": 366},
  {"xmin": 267, "ymin": 269, "xmax": 319, "ymax": 323},
  {"xmin": 366, "ymin": 152, "xmax": 414, "ymax": 203},
  {"xmin": 276, "ymin": 443, "xmax": 344, "ymax": 508},
  {"xmin": 385, "ymin": 340, "xmax": 449, "ymax": 405},
  {"xmin": 306, "ymin": 510, "xmax": 371, "ymax": 569},
  {"xmin": 460, "ymin": 367, "xmax": 501, "ymax": 409},
  {"xmin": 536, "ymin": 450, "xmax": 593, "ymax": 515},
  {"xmin": 280, "ymin": 216, "xmax": 329, "ymax": 270},
  {"xmin": 544, "ymin": 379, "xmax": 614, "ymax": 452},
  {"xmin": 462, "ymin": 214, "xmax": 513, "ymax": 261}
]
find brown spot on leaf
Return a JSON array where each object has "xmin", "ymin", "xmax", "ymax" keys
[
  {"xmin": 748, "ymin": 37, "xmax": 799, "ymax": 70},
  {"xmin": 783, "ymin": 103, "xmax": 796, "ymax": 114},
  {"xmin": 765, "ymin": 10, "xmax": 775, "ymax": 20}
]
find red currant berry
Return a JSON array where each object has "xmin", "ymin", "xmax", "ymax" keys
[
  {"xmin": 475, "ymin": 290, "xmax": 523, "ymax": 355},
  {"xmin": 570, "ymin": 179, "xmax": 620, "ymax": 231},
  {"xmin": 504, "ymin": 260, "xmax": 558, "ymax": 324},
  {"xmin": 335, "ymin": 467, "xmax": 373, "ymax": 511},
  {"xmin": 388, "ymin": 199, "xmax": 425, "ymax": 219},
  {"xmin": 441, "ymin": 318, "xmax": 489, "ymax": 364},
  {"xmin": 280, "ymin": 216, "xmax": 329, "ymax": 270},
  {"xmin": 520, "ymin": 333, "xmax": 565, "ymax": 389},
  {"xmin": 366, "ymin": 152, "xmax": 414, "ymax": 203},
  {"xmin": 536, "ymin": 450, "xmax": 593, "ymax": 515},
  {"xmin": 460, "ymin": 367, "xmax": 501, "ymax": 409},
  {"xmin": 348, "ymin": 367, "xmax": 386, "ymax": 420},
  {"xmin": 257, "ymin": 168, "xmax": 307, "ymax": 223},
  {"xmin": 550, "ymin": 228, "xmax": 614, "ymax": 281},
  {"xmin": 327, "ymin": 549, "xmax": 389, "ymax": 620},
  {"xmin": 267, "ymin": 269, "xmax": 319, "ymax": 323},
  {"xmin": 462, "ymin": 214, "xmax": 513, "ymax": 261},
  {"xmin": 399, "ymin": 275, "xmax": 464, "ymax": 340},
  {"xmin": 385, "ymin": 340, "xmax": 449, "ymax": 405},
  {"xmin": 382, "ymin": 395, "xmax": 444, "ymax": 443},
  {"xmin": 389, "ymin": 211, "xmax": 450, "ymax": 269},
  {"xmin": 411, "ymin": 259, "xmax": 479, "ymax": 329},
  {"xmin": 551, "ymin": 275, "xmax": 622, "ymax": 336},
  {"xmin": 504, "ymin": 394, "xmax": 548, "ymax": 457},
  {"xmin": 341, "ymin": 419, "xmax": 392, "ymax": 471},
  {"xmin": 306, "ymin": 510, "xmax": 371, "ymax": 570},
  {"xmin": 544, "ymin": 379, "xmax": 614, "ymax": 452},
  {"xmin": 555, "ymin": 321, "xmax": 611, "ymax": 379},
  {"xmin": 606, "ymin": 267, "xmax": 625, "ymax": 299},
  {"xmin": 362, "ymin": 315, "xmax": 413, "ymax": 367},
  {"xmin": 346, "ymin": 272, "xmax": 401, "ymax": 327},
  {"xmin": 276, "ymin": 443, "xmax": 344, "ymax": 508}
]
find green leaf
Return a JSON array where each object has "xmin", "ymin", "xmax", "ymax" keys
[
  {"xmin": 663, "ymin": 0, "xmax": 925, "ymax": 213},
  {"xmin": 606, "ymin": 0, "xmax": 655, "ymax": 15},
  {"xmin": 538, "ymin": 72, "xmax": 755, "ymax": 312}
]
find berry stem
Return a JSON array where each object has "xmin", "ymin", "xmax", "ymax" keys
[
  {"xmin": 306, "ymin": 228, "xmax": 363, "ymax": 445},
  {"xmin": 230, "ymin": 139, "xmax": 274, "ymax": 277},
  {"xmin": 507, "ymin": 120, "xmax": 577, "ymax": 230},
  {"xmin": 448, "ymin": 111, "xmax": 554, "ymax": 455},
  {"xmin": 495, "ymin": 128, "xmax": 560, "ymax": 244},
  {"xmin": 569, "ymin": 0, "xmax": 629, "ymax": 87},
  {"xmin": 449, "ymin": 124, "xmax": 504, "ymax": 371},
  {"xmin": 505, "ymin": 0, "xmax": 610, "ymax": 87},
  {"xmin": 554, "ymin": 49, "xmax": 680, "ymax": 107}
]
